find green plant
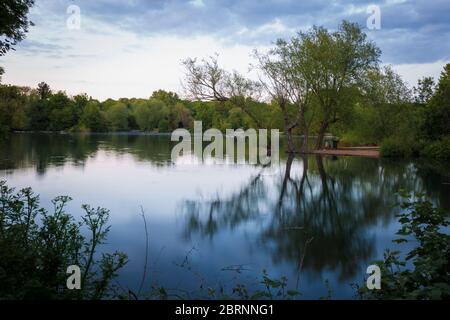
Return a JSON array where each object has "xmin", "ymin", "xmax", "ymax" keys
[
  {"xmin": 422, "ymin": 137, "xmax": 450, "ymax": 159},
  {"xmin": 380, "ymin": 138, "xmax": 413, "ymax": 157},
  {"xmin": 359, "ymin": 192, "xmax": 450, "ymax": 299},
  {"xmin": 0, "ymin": 181, "xmax": 127, "ymax": 299},
  {"xmin": 245, "ymin": 270, "xmax": 300, "ymax": 300}
]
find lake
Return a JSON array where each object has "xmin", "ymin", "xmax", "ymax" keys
[{"xmin": 1, "ymin": 133, "xmax": 449, "ymax": 299}]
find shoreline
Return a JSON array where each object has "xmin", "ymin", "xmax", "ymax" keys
[
  {"xmin": 296, "ymin": 147, "xmax": 380, "ymax": 158},
  {"xmin": 12, "ymin": 131, "xmax": 381, "ymax": 157},
  {"xmin": 12, "ymin": 130, "xmax": 173, "ymax": 136}
]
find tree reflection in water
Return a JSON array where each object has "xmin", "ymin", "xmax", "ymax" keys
[
  {"xmin": 179, "ymin": 153, "xmax": 448, "ymax": 284},
  {"xmin": 1, "ymin": 133, "xmax": 449, "ymax": 293}
]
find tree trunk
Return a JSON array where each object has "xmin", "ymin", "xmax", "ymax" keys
[
  {"xmin": 281, "ymin": 100, "xmax": 297, "ymax": 153},
  {"xmin": 301, "ymin": 122, "xmax": 309, "ymax": 153},
  {"xmin": 286, "ymin": 127, "xmax": 296, "ymax": 153},
  {"xmin": 315, "ymin": 120, "xmax": 328, "ymax": 150}
]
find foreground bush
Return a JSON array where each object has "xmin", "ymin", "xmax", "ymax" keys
[
  {"xmin": 422, "ymin": 137, "xmax": 450, "ymax": 159},
  {"xmin": 380, "ymin": 138, "xmax": 413, "ymax": 157},
  {"xmin": 359, "ymin": 193, "xmax": 450, "ymax": 299},
  {"xmin": 0, "ymin": 181, "xmax": 127, "ymax": 299}
]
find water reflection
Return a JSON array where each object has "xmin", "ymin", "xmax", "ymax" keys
[
  {"xmin": 1, "ymin": 133, "xmax": 449, "ymax": 298},
  {"xmin": 180, "ymin": 154, "xmax": 450, "ymax": 283},
  {"xmin": 0, "ymin": 133, "xmax": 175, "ymax": 173}
]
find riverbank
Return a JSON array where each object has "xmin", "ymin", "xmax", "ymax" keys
[
  {"xmin": 299, "ymin": 147, "xmax": 380, "ymax": 158},
  {"xmin": 13, "ymin": 130, "xmax": 173, "ymax": 136}
]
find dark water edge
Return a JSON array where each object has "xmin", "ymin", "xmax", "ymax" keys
[{"xmin": 1, "ymin": 133, "xmax": 449, "ymax": 299}]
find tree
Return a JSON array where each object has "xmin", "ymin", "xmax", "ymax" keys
[
  {"xmin": 151, "ymin": 90, "xmax": 180, "ymax": 106},
  {"xmin": 148, "ymin": 99, "xmax": 169, "ymax": 130},
  {"xmin": 182, "ymin": 55, "xmax": 264, "ymax": 128},
  {"xmin": 37, "ymin": 82, "xmax": 51, "ymax": 100},
  {"xmin": 105, "ymin": 102, "xmax": 129, "ymax": 131},
  {"xmin": 81, "ymin": 101, "xmax": 107, "ymax": 132},
  {"xmin": 0, "ymin": 66, "xmax": 4, "ymax": 83},
  {"xmin": 423, "ymin": 64, "xmax": 450, "ymax": 139},
  {"xmin": 254, "ymin": 40, "xmax": 311, "ymax": 153},
  {"xmin": 172, "ymin": 102, "xmax": 192, "ymax": 129},
  {"xmin": 341, "ymin": 66, "xmax": 415, "ymax": 148},
  {"xmin": 0, "ymin": 0, "xmax": 35, "ymax": 55},
  {"xmin": 133, "ymin": 101, "xmax": 153, "ymax": 131},
  {"xmin": 47, "ymin": 92, "xmax": 76, "ymax": 131},
  {"xmin": 0, "ymin": 84, "xmax": 33, "ymax": 135},
  {"xmin": 297, "ymin": 21, "xmax": 381, "ymax": 149},
  {"xmin": 414, "ymin": 77, "xmax": 435, "ymax": 104},
  {"xmin": 133, "ymin": 99, "xmax": 169, "ymax": 131}
]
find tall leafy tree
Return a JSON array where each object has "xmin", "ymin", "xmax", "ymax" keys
[
  {"xmin": 151, "ymin": 90, "xmax": 180, "ymax": 106},
  {"xmin": 37, "ymin": 81, "xmax": 51, "ymax": 100},
  {"xmin": 105, "ymin": 102, "xmax": 129, "ymax": 131},
  {"xmin": 0, "ymin": 0, "xmax": 34, "ymax": 55},
  {"xmin": 254, "ymin": 40, "xmax": 311, "ymax": 153},
  {"xmin": 81, "ymin": 101, "xmax": 107, "ymax": 132},
  {"xmin": 414, "ymin": 77, "xmax": 435, "ymax": 105},
  {"xmin": 423, "ymin": 64, "xmax": 450, "ymax": 139},
  {"xmin": 349, "ymin": 66, "xmax": 415, "ymax": 145},
  {"xmin": 0, "ymin": 0, "xmax": 34, "ymax": 87},
  {"xmin": 182, "ymin": 55, "xmax": 264, "ymax": 127},
  {"xmin": 297, "ymin": 21, "xmax": 381, "ymax": 149},
  {"xmin": 0, "ymin": 0, "xmax": 34, "ymax": 95}
]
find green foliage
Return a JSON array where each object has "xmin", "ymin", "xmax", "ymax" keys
[
  {"xmin": 296, "ymin": 21, "xmax": 381, "ymax": 149},
  {"xmin": 47, "ymin": 92, "xmax": 76, "ymax": 131},
  {"xmin": 414, "ymin": 77, "xmax": 435, "ymax": 104},
  {"xmin": 80, "ymin": 101, "xmax": 107, "ymax": 132},
  {"xmin": 339, "ymin": 131, "xmax": 372, "ymax": 147},
  {"xmin": 0, "ymin": 20, "xmax": 449, "ymax": 156},
  {"xmin": 422, "ymin": 64, "xmax": 450, "ymax": 140},
  {"xmin": 230, "ymin": 271, "xmax": 298, "ymax": 300},
  {"xmin": 359, "ymin": 194, "xmax": 450, "ymax": 299},
  {"xmin": 251, "ymin": 270, "xmax": 301, "ymax": 300},
  {"xmin": 149, "ymin": 270, "xmax": 301, "ymax": 300},
  {"xmin": 105, "ymin": 102, "xmax": 129, "ymax": 131},
  {"xmin": 380, "ymin": 138, "xmax": 417, "ymax": 158},
  {"xmin": 422, "ymin": 137, "xmax": 450, "ymax": 159},
  {"xmin": 133, "ymin": 100, "xmax": 153, "ymax": 131},
  {"xmin": 0, "ymin": 0, "xmax": 35, "ymax": 55},
  {"xmin": 0, "ymin": 85, "xmax": 30, "ymax": 135},
  {"xmin": 37, "ymin": 81, "xmax": 51, "ymax": 100},
  {"xmin": 150, "ymin": 90, "xmax": 180, "ymax": 106},
  {"xmin": 338, "ymin": 66, "xmax": 415, "ymax": 147},
  {"xmin": 0, "ymin": 180, "xmax": 127, "ymax": 299}
]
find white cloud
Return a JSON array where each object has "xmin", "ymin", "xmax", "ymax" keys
[
  {"xmin": 189, "ymin": 0, "xmax": 205, "ymax": 8},
  {"xmin": 391, "ymin": 60, "xmax": 449, "ymax": 87},
  {"xmin": 1, "ymin": 0, "xmax": 448, "ymax": 100},
  {"xmin": 1, "ymin": 12, "xmax": 260, "ymax": 100}
]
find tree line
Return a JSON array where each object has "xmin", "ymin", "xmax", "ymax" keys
[
  {"xmin": 1, "ymin": 10, "xmax": 449, "ymax": 157},
  {"xmin": 0, "ymin": 84, "xmax": 285, "ymax": 134},
  {"xmin": 0, "ymin": 60, "xmax": 449, "ymax": 159}
]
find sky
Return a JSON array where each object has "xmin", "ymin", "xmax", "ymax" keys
[{"xmin": 1, "ymin": 0, "xmax": 449, "ymax": 101}]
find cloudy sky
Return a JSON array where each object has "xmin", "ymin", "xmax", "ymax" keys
[{"xmin": 1, "ymin": 0, "xmax": 449, "ymax": 100}]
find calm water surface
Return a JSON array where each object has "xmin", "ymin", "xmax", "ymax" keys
[{"xmin": 1, "ymin": 133, "xmax": 449, "ymax": 299}]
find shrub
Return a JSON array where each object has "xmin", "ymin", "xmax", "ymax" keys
[
  {"xmin": 380, "ymin": 138, "xmax": 412, "ymax": 157},
  {"xmin": 422, "ymin": 137, "xmax": 450, "ymax": 159},
  {"xmin": 339, "ymin": 131, "xmax": 374, "ymax": 147},
  {"xmin": 0, "ymin": 181, "xmax": 127, "ymax": 299},
  {"xmin": 359, "ymin": 193, "xmax": 450, "ymax": 299}
]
